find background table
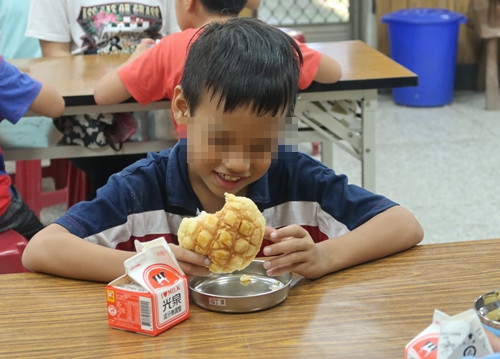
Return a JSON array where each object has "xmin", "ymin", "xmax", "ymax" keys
[
  {"xmin": 1, "ymin": 239, "xmax": 498, "ymax": 358},
  {"xmin": 2, "ymin": 54, "xmax": 175, "ymax": 161},
  {"xmin": 3, "ymin": 41, "xmax": 417, "ymax": 190},
  {"xmin": 297, "ymin": 40, "xmax": 416, "ymax": 190}
]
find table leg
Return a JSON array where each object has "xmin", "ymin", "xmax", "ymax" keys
[
  {"xmin": 360, "ymin": 91, "xmax": 377, "ymax": 192},
  {"xmin": 320, "ymin": 139, "xmax": 334, "ymax": 170},
  {"xmin": 485, "ymin": 38, "xmax": 500, "ymax": 110},
  {"xmin": 295, "ymin": 90, "xmax": 377, "ymax": 190}
]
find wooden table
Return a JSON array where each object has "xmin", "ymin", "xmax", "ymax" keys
[
  {"xmin": 2, "ymin": 54, "xmax": 175, "ymax": 161},
  {"xmin": 1, "ymin": 239, "xmax": 497, "ymax": 358},
  {"xmin": 3, "ymin": 41, "xmax": 416, "ymax": 190}
]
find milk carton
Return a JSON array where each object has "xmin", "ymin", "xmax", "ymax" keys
[
  {"xmin": 405, "ymin": 309, "xmax": 493, "ymax": 359},
  {"xmin": 106, "ymin": 238, "xmax": 189, "ymax": 336}
]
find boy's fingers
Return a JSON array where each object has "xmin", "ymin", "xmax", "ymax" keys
[
  {"xmin": 267, "ymin": 224, "xmax": 306, "ymax": 242},
  {"xmin": 180, "ymin": 263, "xmax": 211, "ymax": 277},
  {"xmin": 169, "ymin": 243, "xmax": 210, "ymax": 267},
  {"xmin": 263, "ymin": 236, "xmax": 297, "ymax": 256},
  {"xmin": 264, "ymin": 226, "xmax": 277, "ymax": 240}
]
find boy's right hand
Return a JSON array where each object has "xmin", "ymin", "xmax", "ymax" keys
[
  {"xmin": 121, "ymin": 38, "xmax": 156, "ymax": 67},
  {"xmin": 168, "ymin": 243, "xmax": 211, "ymax": 277}
]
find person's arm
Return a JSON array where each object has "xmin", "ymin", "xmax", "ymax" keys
[
  {"xmin": 0, "ymin": 57, "xmax": 64, "ymax": 120},
  {"xmin": 93, "ymin": 38, "xmax": 155, "ymax": 105},
  {"xmin": 245, "ymin": 0, "xmax": 261, "ymax": 10},
  {"xmin": 93, "ymin": 72, "xmax": 132, "ymax": 105},
  {"xmin": 39, "ymin": 40, "xmax": 71, "ymax": 57},
  {"xmin": 263, "ymin": 205, "xmax": 424, "ymax": 279},
  {"xmin": 315, "ymin": 53, "xmax": 342, "ymax": 83},
  {"xmin": 486, "ymin": 330, "xmax": 500, "ymax": 352},
  {"xmin": 22, "ymin": 224, "xmax": 134, "ymax": 282},
  {"xmin": 22, "ymin": 223, "xmax": 211, "ymax": 282},
  {"xmin": 29, "ymin": 82, "xmax": 65, "ymax": 118},
  {"xmin": 297, "ymin": 42, "xmax": 342, "ymax": 88}
]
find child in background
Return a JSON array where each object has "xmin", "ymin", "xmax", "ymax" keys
[
  {"xmin": 0, "ymin": 57, "xmax": 65, "ymax": 239},
  {"xmin": 93, "ymin": 0, "xmax": 342, "ymax": 138},
  {"xmin": 23, "ymin": 17, "xmax": 422, "ymax": 282},
  {"xmin": 0, "ymin": 1, "xmax": 42, "ymax": 59},
  {"xmin": 25, "ymin": 0, "xmax": 181, "ymax": 201}
]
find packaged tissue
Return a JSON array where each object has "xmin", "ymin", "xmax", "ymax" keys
[
  {"xmin": 106, "ymin": 237, "xmax": 189, "ymax": 336},
  {"xmin": 405, "ymin": 309, "xmax": 493, "ymax": 359}
]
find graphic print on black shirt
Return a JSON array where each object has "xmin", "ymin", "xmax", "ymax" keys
[{"xmin": 76, "ymin": 2, "xmax": 163, "ymax": 54}]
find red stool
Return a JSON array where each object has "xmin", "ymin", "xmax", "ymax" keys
[
  {"xmin": 0, "ymin": 229, "xmax": 30, "ymax": 274},
  {"xmin": 14, "ymin": 159, "xmax": 70, "ymax": 218},
  {"xmin": 66, "ymin": 162, "xmax": 91, "ymax": 209},
  {"xmin": 12, "ymin": 159, "xmax": 89, "ymax": 218}
]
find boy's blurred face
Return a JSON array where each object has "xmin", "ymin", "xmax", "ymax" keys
[{"xmin": 172, "ymin": 86, "xmax": 285, "ymax": 204}]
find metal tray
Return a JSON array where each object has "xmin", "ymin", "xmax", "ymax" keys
[
  {"xmin": 474, "ymin": 289, "xmax": 500, "ymax": 336},
  {"xmin": 189, "ymin": 260, "xmax": 292, "ymax": 313}
]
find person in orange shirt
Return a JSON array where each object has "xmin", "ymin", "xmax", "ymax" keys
[{"xmin": 93, "ymin": 0, "xmax": 342, "ymax": 138}]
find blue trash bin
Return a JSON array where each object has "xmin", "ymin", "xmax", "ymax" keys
[{"xmin": 381, "ymin": 8, "xmax": 466, "ymax": 107}]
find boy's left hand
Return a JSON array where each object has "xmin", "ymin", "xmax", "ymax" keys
[{"xmin": 262, "ymin": 225, "xmax": 327, "ymax": 279}]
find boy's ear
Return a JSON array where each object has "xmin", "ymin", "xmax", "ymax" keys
[
  {"xmin": 172, "ymin": 85, "xmax": 189, "ymax": 124},
  {"xmin": 184, "ymin": 0, "xmax": 195, "ymax": 11}
]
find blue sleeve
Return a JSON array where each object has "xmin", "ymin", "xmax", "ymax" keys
[{"xmin": 0, "ymin": 56, "xmax": 42, "ymax": 123}]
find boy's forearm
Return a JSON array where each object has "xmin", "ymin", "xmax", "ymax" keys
[
  {"xmin": 29, "ymin": 83, "xmax": 65, "ymax": 118},
  {"xmin": 321, "ymin": 206, "xmax": 424, "ymax": 275},
  {"xmin": 315, "ymin": 54, "xmax": 342, "ymax": 84},
  {"xmin": 22, "ymin": 224, "xmax": 134, "ymax": 282},
  {"xmin": 93, "ymin": 70, "xmax": 131, "ymax": 105},
  {"xmin": 94, "ymin": 38, "xmax": 152, "ymax": 105}
]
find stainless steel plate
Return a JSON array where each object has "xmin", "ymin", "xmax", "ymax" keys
[
  {"xmin": 189, "ymin": 260, "xmax": 292, "ymax": 313},
  {"xmin": 474, "ymin": 289, "xmax": 500, "ymax": 336}
]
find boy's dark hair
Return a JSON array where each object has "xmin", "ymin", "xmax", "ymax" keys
[
  {"xmin": 180, "ymin": 17, "xmax": 304, "ymax": 117},
  {"xmin": 200, "ymin": 0, "xmax": 248, "ymax": 16}
]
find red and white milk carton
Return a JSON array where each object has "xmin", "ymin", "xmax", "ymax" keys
[
  {"xmin": 405, "ymin": 309, "xmax": 493, "ymax": 359},
  {"xmin": 106, "ymin": 237, "xmax": 189, "ymax": 336}
]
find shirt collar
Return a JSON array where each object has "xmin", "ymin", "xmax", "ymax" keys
[
  {"xmin": 164, "ymin": 140, "xmax": 271, "ymax": 213},
  {"xmin": 164, "ymin": 141, "xmax": 202, "ymax": 214}
]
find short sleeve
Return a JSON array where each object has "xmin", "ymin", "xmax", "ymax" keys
[
  {"xmin": 0, "ymin": 57, "xmax": 42, "ymax": 123},
  {"xmin": 297, "ymin": 42, "xmax": 322, "ymax": 90},
  {"xmin": 118, "ymin": 30, "xmax": 196, "ymax": 104},
  {"xmin": 25, "ymin": 0, "xmax": 71, "ymax": 43}
]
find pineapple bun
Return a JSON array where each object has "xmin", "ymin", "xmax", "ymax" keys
[{"xmin": 178, "ymin": 193, "xmax": 266, "ymax": 273}]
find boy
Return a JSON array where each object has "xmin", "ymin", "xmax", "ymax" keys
[
  {"xmin": 93, "ymin": 0, "xmax": 342, "ymax": 138},
  {"xmin": 22, "ymin": 18, "xmax": 423, "ymax": 282},
  {"xmin": 0, "ymin": 56, "xmax": 65, "ymax": 239}
]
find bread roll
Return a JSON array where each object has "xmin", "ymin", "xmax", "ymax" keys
[{"xmin": 178, "ymin": 193, "xmax": 265, "ymax": 273}]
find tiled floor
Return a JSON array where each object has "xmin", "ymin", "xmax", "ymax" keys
[
  {"xmin": 40, "ymin": 90, "xmax": 500, "ymax": 244},
  {"xmin": 328, "ymin": 90, "xmax": 500, "ymax": 244}
]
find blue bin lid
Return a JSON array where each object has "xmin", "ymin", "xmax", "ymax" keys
[{"xmin": 381, "ymin": 8, "xmax": 466, "ymax": 24}]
